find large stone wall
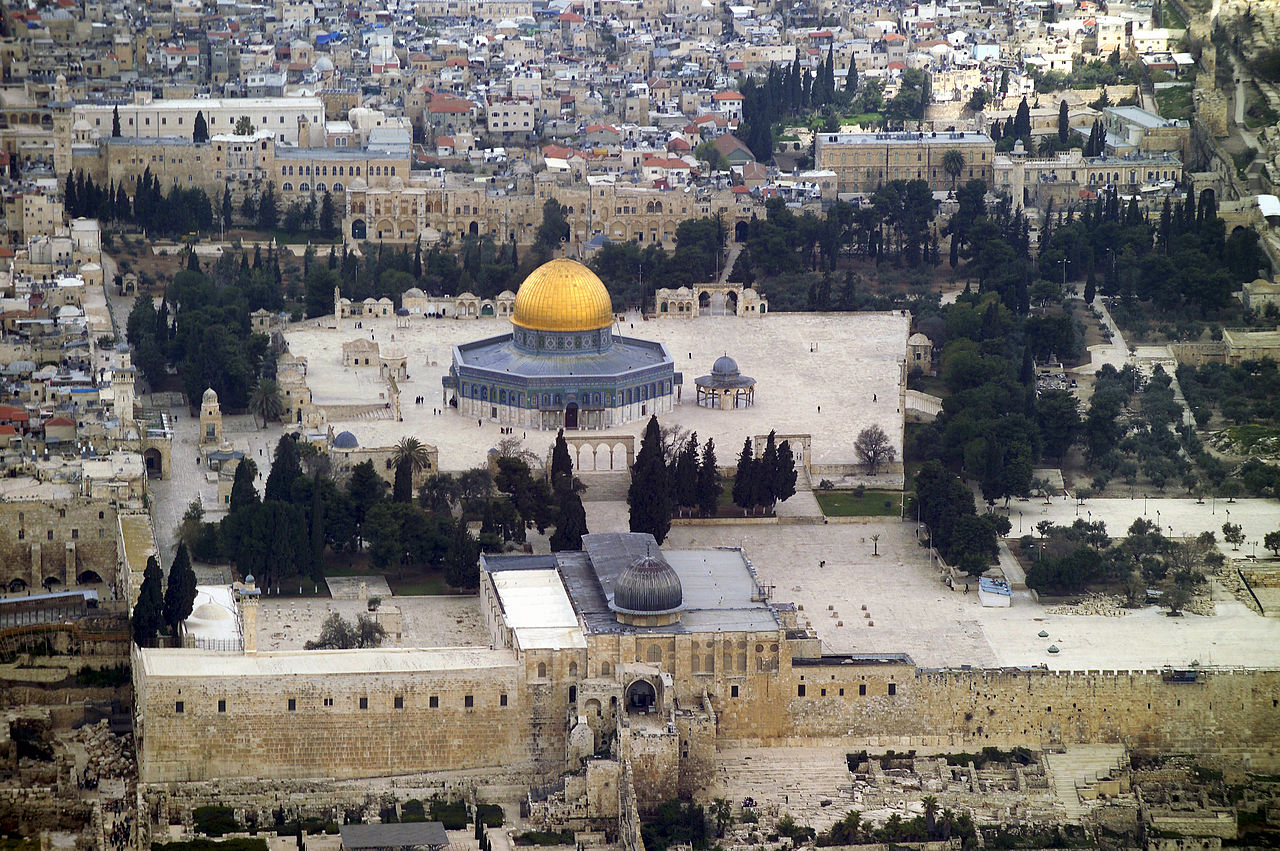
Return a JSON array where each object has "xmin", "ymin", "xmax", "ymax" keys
[
  {"xmin": 133, "ymin": 647, "xmax": 536, "ymax": 784},
  {"xmin": 769, "ymin": 663, "xmax": 1280, "ymax": 771}
]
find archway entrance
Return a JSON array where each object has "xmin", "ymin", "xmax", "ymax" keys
[
  {"xmin": 565, "ymin": 402, "xmax": 579, "ymax": 429},
  {"xmin": 351, "ymin": 219, "xmax": 367, "ymax": 240},
  {"xmin": 698, "ymin": 291, "xmax": 711, "ymax": 311},
  {"xmin": 625, "ymin": 680, "xmax": 656, "ymax": 714},
  {"xmin": 735, "ymin": 221, "xmax": 748, "ymax": 242},
  {"xmin": 469, "ymin": 221, "xmax": 479, "ymax": 236},
  {"xmin": 8, "ymin": 578, "xmax": 27, "ymax": 593},
  {"xmin": 77, "ymin": 570, "xmax": 104, "ymax": 585},
  {"xmin": 143, "ymin": 448, "xmax": 163, "ymax": 478},
  {"xmin": 481, "ymin": 303, "xmax": 494, "ymax": 316}
]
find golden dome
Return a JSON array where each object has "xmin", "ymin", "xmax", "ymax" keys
[{"xmin": 512, "ymin": 259, "xmax": 614, "ymax": 333}]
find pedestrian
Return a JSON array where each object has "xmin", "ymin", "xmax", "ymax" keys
[
  {"xmin": 873, "ymin": 394, "xmax": 877, "ymax": 402},
  {"xmin": 817, "ymin": 405, "xmax": 821, "ymax": 413}
]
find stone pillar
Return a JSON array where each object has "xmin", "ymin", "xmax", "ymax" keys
[
  {"xmin": 241, "ymin": 596, "xmax": 258, "ymax": 653},
  {"xmin": 30, "ymin": 541, "xmax": 42, "ymax": 590},
  {"xmin": 65, "ymin": 542, "xmax": 76, "ymax": 587}
]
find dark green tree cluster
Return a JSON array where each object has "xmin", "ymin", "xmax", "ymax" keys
[
  {"xmin": 131, "ymin": 555, "xmax": 165, "ymax": 647},
  {"xmin": 1039, "ymin": 187, "xmax": 1262, "ymax": 319},
  {"xmin": 731, "ymin": 431, "xmax": 796, "ymax": 513},
  {"xmin": 913, "ymin": 461, "xmax": 1010, "ymax": 576},
  {"xmin": 735, "ymin": 50, "xmax": 861, "ymax": 161},
  {"xmin": 220, "ymin": 447, "xmax": 316, "ymax": 591},
  {"xmin": 142, "ymin": 264, "xmax": 271, "ymax": 408},
  {"xmin": 818, "ymin": 802, "xmax": 976, "ymax": 847},
  {"xmin": 1180, "ymin": 358, "xmax": 1280, "ymax": 430},
  {"xmin": 65, "ymin": 167, "xmax": 214, "ymax": 235},
  {"xmin": 668, "ymin": 433, "xmax": 722, "ymax": 517},
  {"xmin": 589, "ymin": 215, "xmax": 726, "ymax": 308},
  {"xmin": 909, "ymin": 292, "xmax": 1071, "ymax": 504}
]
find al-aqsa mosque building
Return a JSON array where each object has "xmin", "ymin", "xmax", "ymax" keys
[{"xmin": 444, "ymin": 258, "xmax": 680, "ymax": 430}]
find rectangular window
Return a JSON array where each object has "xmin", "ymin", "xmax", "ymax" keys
[
  {"xmin": 429, "ymin": 696, "xmax": 438, "ymax": 708},
  {"xmin": 500, "ymin": 694, "xmax": 508, "ymax": 706},
  {"xmin": 464, "ymin": 695, "xmax": 474, "ymax": 708},
  {"xmin": 218, "ymin": 700, "xmax": 226, "ymax": 713},
  {"xmin": 394, "ymin": 696, "xmax": 404, "ymax": 709},
  {"xmin": 71, "ymin": 529, "xmax": 78, "ymax": 539},
  {"xmin": 288, "ymin": 698, "xmax": 296, "ymax": 711},
  {"xmin": 359, "ymin": 696, "xmax": 368, "ymax": 709},
  {"xmin": 797, "ymin": 684, "xmax": 806, "ymax": 697},
  {"xmin": 730, "ymin": 685, "xmax": 739, "ymax": 697},
  {"xmin": 859, "ymin": 684, "xmax": 867, "ymax": 696},
  {"xmin": 175, "ymin": 701, "xmax": 184, "ymax": 713},
  {"xmin": 888, "ymin": 683, "xmax": 897, "ymax": 696}
]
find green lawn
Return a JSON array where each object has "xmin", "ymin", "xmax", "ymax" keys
[
  {"xmin": 386, "ymin": 573, "xmax": 451, "ymax": 596},
  {"xmin": 815, "ymin": 489, "xmax": 902, "ymax": 517},
  {"xmin": 1154, "ymin": 85, "xmax": 1193, "ymax": 121}
]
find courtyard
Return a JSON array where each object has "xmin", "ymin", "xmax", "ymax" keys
[{"xmin": 282, "ymin": 309, "xmax": 910, "ymax": 474}]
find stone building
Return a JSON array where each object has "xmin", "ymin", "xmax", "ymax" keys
[
  {"xmin": 815, "ymin": 131, "xmax": 995, "ymax": 194},
  {"xmin": 993, "ymin": 144, "xmax": 1184, "ymax": 209},
  {"xmin": 444, "ymin": 258, "xmax": 679, "ymax": 430},
  {"xmin": 0, "ymin": 496, "xmax": 120, "ymax": 593},
  {"xmin": 132, "ymin": 529, "xmax": 1280, "ymax": 818}
]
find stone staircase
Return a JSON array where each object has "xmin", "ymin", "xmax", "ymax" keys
[
  {"xmin": 1044, "ymin": 745, "xmax": 1128, "ymax": 822},
  {"xmin": 716, "ymin": 747, "xmax": 855, "ymax": 830},
  {"xmin": 578, "ymin": 471, "xmax": 631, "ymax": 502}
]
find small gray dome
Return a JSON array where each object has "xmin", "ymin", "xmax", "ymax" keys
[
  {"xmin": 712, "ymin": 355, "xmax": 739, "ymax": 377},
  {"xmin": 333, "ymin": 430, "xmax": 359, "ymax": 448},
  {"xmin": 612, "ymin": 555, "xmax": 683, "ymax": 615}
]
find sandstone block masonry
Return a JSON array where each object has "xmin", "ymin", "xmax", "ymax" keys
[
  {"xmin": 0, "ymin": 498, "xmax": 120, "ymax": 591},
  {"xmin": 133, "ymin": 646, "xmax": 539, "ymax": 784}
]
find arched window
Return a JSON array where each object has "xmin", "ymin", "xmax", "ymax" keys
[
  {"xmin": 537, "ymin": 661, "xmax": 547, "ymax": 678},
  {"xmin": 333, "ymin": 182, "xmax": 344, "ymax": 193},
  {"xmin": 316, "ymin": 182, "xmax": 326, "ymax": 192},
  {"xmin": 647, "ymin": 645, "xmax": 662, "ymax": 663},
  {"xmin": 299, "ymin": 182, "xmax": 310, "ymax": 192},
  {"xmin": 691, "ymin": 655, "xmax": 701, "ymax": 673},
  {"xmin": 600, "ymin": 661, "xmax": 611, "ymax": 676},
  {"xmin": 282, "ymin": 182, "xmax": 293, "ymax": 192},
  {"xmin": 568, "ymin": 685, "xmax": 577, "ymax": 704},
  {"xmin": 568, "ymin": 661, "xmax": 578, "ymax": 677}
]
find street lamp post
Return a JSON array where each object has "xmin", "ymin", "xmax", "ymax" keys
[{"xmin": 1144, "ymin": 493, "xmax": 1148, "ymax": 515}]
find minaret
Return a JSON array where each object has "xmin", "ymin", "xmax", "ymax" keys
[
  {"xmin": 51, "ymin": 74, "xmax": 73, "ymax": 177},
  {"xmin": 199, "ymin": 388, "xmax": 223, "ymax": 445}
]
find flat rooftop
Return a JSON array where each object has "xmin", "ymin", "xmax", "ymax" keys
[
  {"xmin": 283, "ymin": 309, "xmax": 907, "ymax": 471},
  {"xmin": 137, "ymin": 645, "xmax": 516, "ymax": 678},
  {"xmin": 256, "ymin": 596, "xmax": 488, "ymax": 651},
  {"xmin": 490, "ymin": 567, "xmax": 588, "ymax": 650}
]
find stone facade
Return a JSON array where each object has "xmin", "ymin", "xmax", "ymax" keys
[
  {"xmin": 0, "ymin": 497, "xmax": 119, "ymax": 591},
  {"xmin": 815, "ymin": 131, "xmax": 996, "ymax": 194}
]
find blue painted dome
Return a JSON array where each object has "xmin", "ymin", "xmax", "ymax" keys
[{"xmin": 333, "ymin": 431, "xmax": 359, "ymax": 449}]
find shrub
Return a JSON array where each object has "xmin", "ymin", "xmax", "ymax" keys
[
  {"xmin": 75, "ymin": 664, "xmax": 131, "ymax": 688},
  {"xmin": 513, "ymin": 831, "xmax": 574, "ymax": 846},
  {"xmin": 476, "ymin": 804, "xmax": 504, "ymax": 828},
  {"xmin": 428, "ymin": 798, "xmax": 468, "ymax": 830},
  {"xmin": 153, "ymin": 841, "xmax": 267, "ymax": 851},
  {"xmin": 192, "ymin": 806, "xmax": 240, "ymax": 837}
]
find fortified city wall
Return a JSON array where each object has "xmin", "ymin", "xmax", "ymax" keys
[{"xmin": 135, "ymin": 646, "xmax": 1280, "ymax": 788}]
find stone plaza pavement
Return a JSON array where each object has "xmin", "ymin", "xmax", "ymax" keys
[
  {"xmin": 282, "ymin": 309, "xmax": 910, "ymax": 474},
  {"xmin": 585, "ymin": 499, "xmax": 1280, "ymax": 672}
]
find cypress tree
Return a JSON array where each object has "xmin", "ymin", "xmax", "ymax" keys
[
  {"xmin": 309, "ymin": 473, "xmax": 325, "ymax": 581},
  {"xmin": 773, "ymin": 440, "xmax": 797, "ymax": 504},
  {"xmin": 627, "ymin": 416, "xmax": 673, "ymax": 544},
  {"xmin": 229, "ymin": 458, "xmax": 260, "ymax": 513},
  {"xmin": 732, "ymin": 437, "xmax": 755, "ymax": 510},
  {"xmin": 112, "ymin": 105, "xmax": 121, "ymax": 138},
  {"xmin": 549, "ymin": 491, "xmax": 588, "ymax": 552},
  {"xmin": 162, "ymin": 542, "xmax": 198, "ymax": 636},
  {"xmin": 673, "ymin": 432, "xmax": 699, "ymax": 508},
  {"xmin": 695, "ymin": 438, "xmax": 721, "ymax": 518},
  {"xmin": 1013, "ymin": 97, "xmax": 1031, "ymax": 140},
  {"xmin": 1057, "ymin": 99, "xmax": 1069, "ymax": 144},
  {"xmin": 193, "ymin": 109, "xmax": 209, "ymax": 143},
  {"xmin": 444, "ymin": 519, "xmax": 480, "ymax": 589},
  {"xmin": 265, "ymin": 435, "xmax": 302, "ymax": 503},
  {"xmin": 1084, "ymin": 266, "xmax": 1097, "ymax": 304},
  {"xmin": 64, "ymin": 170, "xmax": 78, "ymax": 217},
  {"xmin": 551, "ymin": 428, "xmax": 574, "ymax": 493},
  {"xmin": 846, "ymin": 57, "xmax": 858, "ymax": 96},
  {"xmin": 131, "ymin": 556, "xmax": 164, "ymax": 647},
  {"xmin": 755, "ymin": 431, "xmax": 779, "ymax": 509}
]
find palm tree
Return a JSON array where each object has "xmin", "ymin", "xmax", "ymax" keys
[
  {"xmin": 942, "ymin": 148, "xmax": 965, "ymax": 190},
  {"xmin": 392, "ymin": 436, "xmax": 432, "ymax": 502},
  {"xmin": 248, "ymin": 379, "xmax": 285, "ymax": 428}
]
